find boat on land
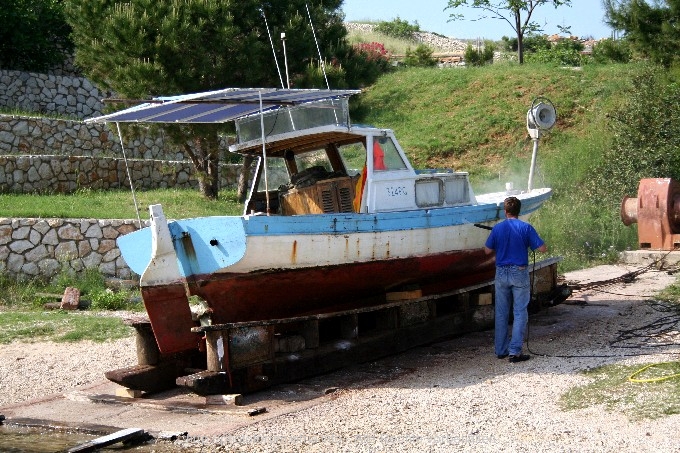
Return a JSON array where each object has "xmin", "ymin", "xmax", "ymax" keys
[{"xmin": 88, "ymin": 88, "xmax": 552, "ymax": 355}]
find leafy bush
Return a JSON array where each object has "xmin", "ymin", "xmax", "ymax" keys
[
  {"xmin": 586, "ymin": 66, "xmax": 680, "ymax": 205},
  {"xmin": 294, "ymin": 59, "xmax": 349, "ymax": 89},
  {"xmin": 404, "ymin": 44, "xmax": 437, "ymax": 67},
  {"xmin": 353, "ymin": 42, "xmax": 390, "ymax": 60},
  {"xmin": 375, "ymin": 17, "xmax": 420, "ymax": 40},
  {"xmin": 525, "ymin": 39, "xmax": 585, "ymax": 66},
  {"xmin": 90, "ymin": 288, "xmax": 136, "ymax": 311},
  {"xmin": 464, "ymin": 42, "xmax": 495, "ymax": 67},
  {"xmin": 502, "ymin": 34, "xmax": 550, "ymax": 53},
  {"xmin": 592, "ymin": 38, "xmax": 632, "ymax": 64}
]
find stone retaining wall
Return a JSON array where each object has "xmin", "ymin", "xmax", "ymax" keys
[
  {"xmin": 0, "ymin": 154, "xmax": 240, "ymax": 193},
  {"xmin": 0, "ymin": 217, "xmax": 147, "ymax": 280},
  {"xmin": 0, "ymin": 115, "xmax": 189, "ymax": 161},
  {"xmin": 0, "ymin": 70, "xmax": 108, "ymax": 120}
]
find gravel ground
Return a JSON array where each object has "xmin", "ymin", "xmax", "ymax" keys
[{"xmin": 2, "ymin": 264, "xmax": 680, "ymax": 452}]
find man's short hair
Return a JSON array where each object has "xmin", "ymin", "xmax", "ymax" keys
[{"xmin": 504, "ymin": 197, "xmax": 521, "ymax": 216}]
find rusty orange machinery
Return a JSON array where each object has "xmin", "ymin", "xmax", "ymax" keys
[{"xmin": 621, "ymin": 178, "xmax": 680, "ymax": 250}]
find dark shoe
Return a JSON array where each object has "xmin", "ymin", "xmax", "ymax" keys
[
  {"xmin": 496, "ymin": 354, "xmax": 508, "ymax": 359},
  {"xmin": 508, "ymin": 354, "xmax": 531, "ymax": 363}
]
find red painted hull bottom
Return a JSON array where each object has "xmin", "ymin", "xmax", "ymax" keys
[{"xmin": 142, "ymin": 249, "xmax": 496, "ymax": 354}]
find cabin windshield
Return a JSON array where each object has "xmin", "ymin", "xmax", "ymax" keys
[
  {"xmin": 373, "ymin": 136, "xmax": 407, "ymax": 171},
  {"xmin": 295, "ymin": 149, "xmax": 333, "ymax": 173}
]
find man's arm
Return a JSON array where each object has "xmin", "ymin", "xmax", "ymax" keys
[
  {"xmin": 536, "ymin": 243, "xmax": 547, "ymax": 253},
  {"xmin": 484, "ymin": 246, "xmax": 494, "ymax": 255}
]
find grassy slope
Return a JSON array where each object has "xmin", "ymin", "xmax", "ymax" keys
[{"xmin": 353, "ymin": 63, "xmax": 645, "ymax": 270}]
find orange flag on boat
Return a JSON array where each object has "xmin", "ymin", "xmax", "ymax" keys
[{"xmin": 354, "ymin": 163, "xmax": 367, "ymax": 212}]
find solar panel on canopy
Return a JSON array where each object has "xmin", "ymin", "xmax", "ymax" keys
[{"xmin": 86, "ymin": 88, "xmax": 360, "ymax": 124}]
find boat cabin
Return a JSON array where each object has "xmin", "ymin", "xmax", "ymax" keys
[{"xmin": 230, "ymin": 99, "xmax": 476, "ymax": 216}]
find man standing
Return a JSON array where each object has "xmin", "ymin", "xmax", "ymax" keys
[{"xmin": 484, "ymin": 197, "xmax": 547, "ymax": 363}]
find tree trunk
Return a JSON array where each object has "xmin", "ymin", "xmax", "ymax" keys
[
  {"xmin": 237, "ymin": 155, "xmax": 255, "ymax": 203},
  {"xmin": 515, "ymin": 11, "xmax": 524, "ymax": 64},
  {"xmin": 205, "ymin": 153, "xmax": 220, "ymax": 200},
  {"xmin": 183, "ymin": 136, "xmax": 220, "ymax": 200}
]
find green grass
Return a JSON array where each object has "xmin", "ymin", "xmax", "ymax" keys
[
  {"xmin": 0, "ymin": 267, "xmax": 138, "ymax": 343},
  {"xmin": 0, "ymin": 188, "xmax": 243, "ymax": 219},
  {"xmin": 561, "ymin": 362, "xmax": 680, "ymax": 420},
  {"xmin": 0, "ymin": 106, "xmax": 80, "ymax": 121},
  {"xmin": 0, "ymin": 310, "xmax": 132, "ymax": 343}
]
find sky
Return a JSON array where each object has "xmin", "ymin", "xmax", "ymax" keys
[{"xmin": 341, "ymin": 0, "xmax": 612, "ymax": 40}]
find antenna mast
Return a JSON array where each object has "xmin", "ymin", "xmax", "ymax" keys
[
  {"xmin": 306, "ymin": 3, "xmax": 330, "ymax": 89},
  {"xmin": 261, "ymin": 8, "xmax": 285, "ymax": 89}
]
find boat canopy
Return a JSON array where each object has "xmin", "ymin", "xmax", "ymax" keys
[{"xmin": 85, "ymin": 88, "xmax": 360, "ymax": 125}]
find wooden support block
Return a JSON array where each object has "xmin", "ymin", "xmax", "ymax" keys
[
  {"xmin": 531, "ymin": 266, "xmax": 556, "ymax": 294},
  {"xmin": 134, "ymin": 323, "xmax": 160, "ymax": 366},
  {"xmin": 477, "ymin": 293, "xmax": 493, "ymax": 306},
  {"xmin": 176, "ymin": 370, "xmax": 231, "ymax": 396},
  {"xmin": 105, "ymin": 363, "xmax": 179, "ymax": 393},
  {"xmin": 115, "ymin": 387, "xmax": 143, "ymax": 399},
  {"xmin": 386, "ymin": 289, "xmax": 423, "ymax": 301},
  {"xmin": 205, "ymin": 394, "xmax": 243, "ymax": 406},
  {"xmin": 205, "ymin": 331, "xmax": 228, "ymax": 372}
]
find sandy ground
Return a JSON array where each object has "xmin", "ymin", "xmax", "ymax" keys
[{"xmin": 2, "ymin": 263, "xmax": 680, "ymax": 452}]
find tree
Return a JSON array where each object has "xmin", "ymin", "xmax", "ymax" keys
[
  {"xmin": 604, "ymin": 0, "xmax": 680, "ymax": 67},
  {"xmin": 464, "ymin": 41, "xmax": 496, "ymax": 66},
  {"xmin": 65, "ymin": 0, "xmax": 346, "ymax": 199},
  {"xmin": 0, "ymin": 0, "xmax": 73, "ymax": 72},
  {"xmin": 587, "ymin": 67, "xmax": 680, "ymax": 205},
  {"xmin": 375, "ymin": 17, "xmax": 421, "ymax": 40},
  {"xmin": 445, "ymin": 0, "xmax": 572, "ymax": 64},
  {"xmin": 404, "ymin": 44, "xmax": 438, "ymax": 67}
]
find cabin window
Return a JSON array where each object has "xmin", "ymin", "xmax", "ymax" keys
[
  {"xmin": 444, "ymin": 175, "xmax": 470, "ymax": 204},
  {"xmin": 256, "ymin": 157, "xmax": 289, "ymax": 191},
  {"xmin": 373, "ymin": 137, "xmax": 407, "ymax": 172},
  {"xmin": 337, "ymin": 142, "xmax": 367, "ymax": 177}
]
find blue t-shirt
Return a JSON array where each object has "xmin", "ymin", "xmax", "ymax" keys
[{"xmin": 485, "ymin": 218, "xmax": 544, "ymax": 266}]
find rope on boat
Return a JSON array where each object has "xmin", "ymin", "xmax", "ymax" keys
[{"xmin": 115, "ymin": 122, "xmax": 142, "ymax": 228}]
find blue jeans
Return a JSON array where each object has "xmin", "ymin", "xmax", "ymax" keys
[{"xmin": 494, "ymin": 265, "xmax": 530, "ymax": 356}]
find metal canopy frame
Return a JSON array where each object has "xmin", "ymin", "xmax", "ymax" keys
[
  {"xmin": 85, "ymin": 88, "xmax": 360, "ymax": 125},
  {"xmin": 86, "ymin": 87, "xmax": 360, "ymax": 220}
]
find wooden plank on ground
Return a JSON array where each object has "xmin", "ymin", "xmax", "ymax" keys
[{"xmin": 67, "ymin": 428, "xmax": 146, "ymax": 452}]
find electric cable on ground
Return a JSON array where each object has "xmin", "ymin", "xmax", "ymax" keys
[{"xmin": 525, "ymin": 248, "xmax": 680, "ymax": 361}]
